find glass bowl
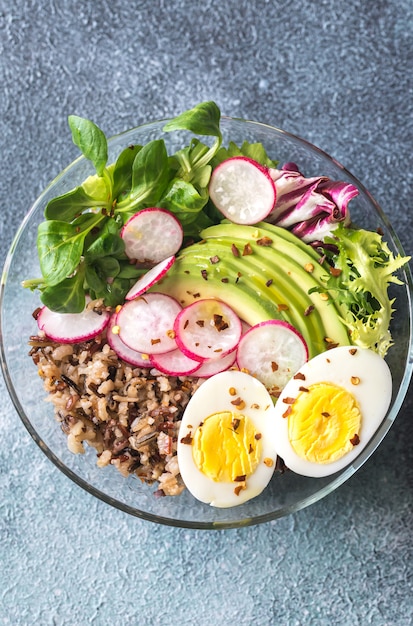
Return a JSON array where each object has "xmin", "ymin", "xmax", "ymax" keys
[{"xmin": 1, "ymin": 116, "xmax": 412, "ymax": 529}]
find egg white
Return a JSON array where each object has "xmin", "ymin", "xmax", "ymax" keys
[
  {"xmin": 272, "ymin": 346, "xmax": 392, "ymax": 477},
  {"xmin": 177, "ymin": 370, "xmax": 278, "ymax": 507}
]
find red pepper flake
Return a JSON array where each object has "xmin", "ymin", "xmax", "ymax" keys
[
  {"xmin": 326, "ymin": 342, "xmax": 339, "ymax": 350},
  {"xmin": 329, "ymin": 266, "xmax": 342, "ymax": 277},
  {"xmin": 266, "ymin": 279, "xmax": 273, "ymax": 287},
  {"xmin": 282, "ymin": 397, "xmax": 296, "ymax": 405},
  {"xmin": 349, "ymin": 348, "xmax": 358, "ymax": 355},
  {"xmin": 321, "ymin": 412, "xmax": 330, "ymax": 417},
  {"xmin": 180, "ymin": 432, "xmax": 193, "ymax": 445},
  {"xmin": 271, "ymin": 361, "xmax": 278, "ymax": 372},
  {"xmin": 184, "ymin": 320, "xmax": 189, "ymax": 330},
  {"xmin": 209, "ymin": 255, "xmax": 220, "ymax": 264},
  {"xmin": 193, "ymin": 292, "xmax": 201, "ymax": 299},
  {"xmin": 231, "ymin": 397, "xmax": 246, "ymax": 410},
  {"xmin": 231, "ymin": 243, "xmax": 240, "ymax": 257},
  {"xmin": 196, "ymin": 320, "xmax": 205, "ymax": 327},
  {"xmin": 221, "ymin": 277, "xmax": 229, "ymax": 283},
  {"xmin": 201, "ymin": 269, "xmax": 208, "ymax": 280},
  {"xmin": 277, "ymin": 303, "xmax": 289, "ymax": 311},
  {"xmin": 184, "ymin": 270, "xmax": 190, "ymax": 274},
  {"xmin": 350, "ymin": 434, "xmax": 360, "ymax": 446},
  {"xmin": 304, "ymin": 305, "xmax": 315, "ymax": 316},
  {"xmin": 242, "ymin": 242, "xmax": 253, "ymax": 256},
  {"xmin": 234, "ymin": 474, "xmax": 246, "ymax": 482},
  {"xmin": 257, "ymin": 236, "xmax": 273, "ymax": 246},
  {"xmin": 234, "ymin": 484, "xmax": 245, "ymax": 496},
  {"xmin": 214, "ymin": 348, "xmax": 223, "ymax": 353},
  {"xmin": 299, "ymin": 386, "xmax": 309, "ymax": 392},
  {"xmin": 151, "ymin": 338, "xmax": 161, "ymax": 345},
  {"xmin": 282, "ymin": 406, "xmax": 292, "ymax": 418},
  {"xmin": 213, "ymin": 314, "xmax": 229, "ymax": 332},
  {"xmin": 255, "ymin": 433, "xmax": 262, "ymax": 440},
  {"xmin": 231, "ymin": 418, "xmax": 241, "ymax": 431},
  {"xmin": 293, "ymin": 372, "xmax": 306, "ymax": 380},
  {"xmin": 270, "ymin": 389, "xmax": 281, "ymax": 398}
]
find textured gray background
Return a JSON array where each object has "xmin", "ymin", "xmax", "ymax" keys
[{"xmin": 1, "ymin": 0, "xmax": 413, "ymax": 624}]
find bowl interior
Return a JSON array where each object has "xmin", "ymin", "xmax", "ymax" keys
[{"xmin": 1, "ymin": 117, "xmax": 412, "ymax": 529}]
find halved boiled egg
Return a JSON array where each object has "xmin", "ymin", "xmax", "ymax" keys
[
  {"xmin": 272, "ymin": 346, "xmax": 392, "ymax": 477},
  {"xmin": 177, "ymin": 370, "xmax": 277, "ymax": 507}
]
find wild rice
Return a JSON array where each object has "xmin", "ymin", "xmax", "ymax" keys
[{"xmin": 29, "ymin": 331, "xmax": 202, "ymax": 496}]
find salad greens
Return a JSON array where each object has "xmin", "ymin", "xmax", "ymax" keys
[
  {"xmin": 312, "ymin": 225, "xmax": 409, "ymax": 357},
  {"xmin": 24, "ymin": 102, "xmax": 276, "ymax": 313},
  {"xmin": 23, "ymin": 100, "xmax": 410, "ymax": 358}
]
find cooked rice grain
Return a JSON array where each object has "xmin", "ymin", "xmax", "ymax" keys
[{"xmin": 29, "ymin": 333, "xmax": 201, "ymax": 496}]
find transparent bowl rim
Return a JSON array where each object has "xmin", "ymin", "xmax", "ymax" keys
[{"xmin": 1, "ymin": 115, "xmax": 412, "ymax": 529}]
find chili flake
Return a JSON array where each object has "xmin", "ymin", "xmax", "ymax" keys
[
  {"xmin": 231, "ymin": 243, "xmax": 240, "ymax": 257},
  {"xmin": 350, "ymin": 434, "xmax": 360, "ymax": 446},
  {"xmin": 329, "ymin": 266, "xmax": 342, "ymax": 277},
  {"xmin": 271, "ymin": 361, "xmax": 278, "ymax": 372},
  {"xmin": 242, "ymin": 242, "xmax": 253, "ymax": 256},
  {"xmin": 209, "ymin": 255, "xmax": 220, "ymax": 264},
  {"xmin": 304, "ymin": 305, "xmax": 315, "ymax": 316},
  {"xmin": 213, "ymin": 314, "xmax": 229, "ymax": 332},
  {"xmin": 201, "ymin": 269, "xmax": 208, "ymax": 280},
  {"xmin": 234, "ymin": 474, "xmax": 246, "ymax": 482},
  {"xmin": 196, "ymin": 320, "xmax": 205, "ymax": 327},
  {"xmin": 294, "ymin": 372, "xmax": 306, "ymax": 380},
  {"xmin": 266, "ymin": 279, "xmax": 273, "ymax": 287},
  {"xmin": 180, "ymin": 432, "xmax": 193, "ymax": 445},
  {"xmin": 257, "ymin": 236, "xmax": 273, "ymax": 246}
]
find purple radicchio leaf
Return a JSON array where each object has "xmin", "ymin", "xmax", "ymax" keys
[
  {"xmin": 275, "ymin": 182, "xmax": 338, "ymax": 228},
  {"xmin": 267, "ymin": 168, "xmax": 326, "ymax": 222},
  {"xmin": 267, "ymin": 164, "xmax": 359, "ymax": 243}
]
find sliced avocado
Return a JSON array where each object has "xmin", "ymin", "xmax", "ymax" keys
[{"xmin": 155, "ymin": 222, "xmax": 350, "ymax": 358}]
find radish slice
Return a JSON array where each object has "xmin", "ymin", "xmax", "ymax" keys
[
  {"xmin": 117, "ymin": 292, "xmax": 181, "ymax": 354},
  {"xmin": 106, "ymin": 314, "xmax": 152, "ymax": 367},
  {"xmin": 121, "ymin": 208, "xmax": 183, "ymax": 264},
  {"xmin": 194, "ymin": 349, "xmax": 237, "ymax": 378},
  {"xmin": 151, "ymin": 348, "xmax": 202, "ymax": 377},
  {"xmin": 174, "ymin": 299, "xmax": 242, "ymax": 361},
  {"xmin": 236, "ymin": 320, "xmax": 308, "ymax": 392},
  {"xmin": 125, "ymin": 256, "xmax": 175, "ymax": 300},
  {"xmin": 37, "ymin": 304, "xmax": 110, "ymax": 344},
  {"xmin": 208, "ymin": 156, "xmax": 276, "ymax": 224}
]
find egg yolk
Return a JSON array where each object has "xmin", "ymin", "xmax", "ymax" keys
[
  {"xmin": 288, "ymin": 382, "xmax": 361, "ymax": 464},
  {"xmin": 192, "ymin": 411, "xmax": 262, "ymax": 482}
]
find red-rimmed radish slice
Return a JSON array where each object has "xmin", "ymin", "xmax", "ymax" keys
[
  {"xmin": 125, "ymin": 255, "xmax": 175, "ymax": 300},
  {"xmin": 236, "ymin": 320, "xmax": 308, "ymax": 392},
  {"xmin": 151, "ymin": 348, "xmax": 202, "ymax": 377},
  {"xmin": 106, "ymin": 314, "xmax": 152, "ymax": 367},
  {"xmin": 121, "ymin": 208, "xmax": 183, "ymax": 264},
  {"xmin": 194, "ymin": 349, "xmax": 237, "ymax": 378},
  {"xmin": 37, "ymin": 304, "xmax": 110, "ymax": 344},
  {"xmin": 174, "ymin": 298, "xmax": 242, "ymax": 361},
  {"xmin": 117, "ymin": 292, "xmax": 181, "ymax": 354},
  {"xmin": 208, "ymin": 156, "xmax": 276, "ymax": 224}
]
